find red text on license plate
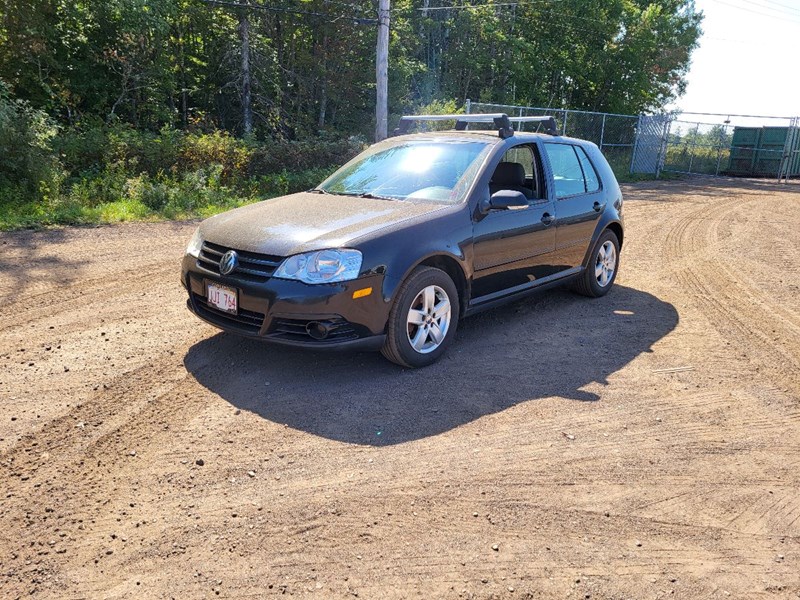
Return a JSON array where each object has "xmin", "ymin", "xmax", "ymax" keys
[{"xmin": 207, "ymin": 283, "xmax": 238, "ymax": 314}]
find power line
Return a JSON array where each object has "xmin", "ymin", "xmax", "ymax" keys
[
  {"xmin": 397, "ymin": 3, "xmax": 628, "ymax": 42},
  {"xmin": 320, "ymin": 0, "xmax": 373, "ymax": 16},
  {"xmin": 403, "ymin": 1, "xmax": 645, "ymax": 34},
  {"xmin": 746, "ymin": 0, "xmax": 800, "ymax": 16},
  {"xmin": 412, "ymin": 0, "xmax": 568, "ymax": 11},
  {"xmin": 735, "ymin": 0, "xmax": 800, "ymax": 18},
  {"xmin": 708, "ymin": 0, "xmax": 800, "ymax": 25},
  {"xmin": 200, "ymin": 0, "xmax": 377, "ymax": 24}
]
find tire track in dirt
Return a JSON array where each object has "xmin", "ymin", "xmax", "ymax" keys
[
  {"xmin": 0, "ymin": 262, "xmax": 178, "ymax": 336},
  {"xmin": 3, "ymin": 183, "xmax": 800, "ymax": 599},
  {"xmin": 644, "ymin": 186, "xmax": 800, "ymax": 550},
  {"xmin": 0, "ymin": 336, "xmax": 221, "ymax": 591},
  {"xmin": 662, "ymin": 191, "xmax": 800, "ymax": 396}
]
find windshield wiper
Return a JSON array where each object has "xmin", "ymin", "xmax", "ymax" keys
[
  {"xmin": 310, "ymin": 189, "xmax": 399, "ymax": 201},
  {"xmin": 357, "ymin": 191, "xmax": 397, "ymax": 201}
]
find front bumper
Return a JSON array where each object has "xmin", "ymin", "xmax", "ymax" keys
[{"xmin": 181, "ymin": 254, "xmax": 389, "ymax": 351}]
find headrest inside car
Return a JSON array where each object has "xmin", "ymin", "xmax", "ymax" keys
[{"xmin": 492, "ymin": 162, "xmax": 526, "ymax": 187}]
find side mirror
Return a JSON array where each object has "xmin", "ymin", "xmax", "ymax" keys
[{"xmin": 484, "ymin": 190, "xmax": 529, "ymax": 212}]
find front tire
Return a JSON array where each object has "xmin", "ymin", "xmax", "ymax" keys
[
  {"xmin": 381, "ymin": 266, "xmax": 460, "ymax": 368},
  {"xmin": 573, "ymin": 229, "xmax": 620, "ymax": 298}
]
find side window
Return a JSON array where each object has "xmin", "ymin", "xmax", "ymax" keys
[
  {"xmin": 502, "ymin": 146, "xmax": 534, "ymax": 178},
  {"xmin": 489, "ymin": 144, "xmax": 543, "ymax": 200},
  {"xmin": 575, "ymin": 146, "xmax": 600, "ymax": 193},
  {"xmin": 543, "ymin": 143, "xmax": 585, "ymax": 199}
]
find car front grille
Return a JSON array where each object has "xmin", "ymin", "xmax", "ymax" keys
[
  {"xmin": 192, "ymin": 293, "xmax": 266, "ymax": 334},
  {"xmin": 196, "ymin": 241, "xmax": 283, "ymax": 282},
  {"xmin": 268, "ymin": 317, "xmax": 359, "ymax": 343}
]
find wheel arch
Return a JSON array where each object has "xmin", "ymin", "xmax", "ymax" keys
[
  {"xmin": 417, "ymin": 254, "xmax": 470, "ymax": 315},
  {"xmin": 605, "ymin": 220, "xmax": 624, "ymax": 249},
  {"xmin": 581, "ymin": 219, "xmax": 624, "ymax": 271},
  {"xmin": 385, "ymin": 252, "xmax": 470, "ymax": 317}
]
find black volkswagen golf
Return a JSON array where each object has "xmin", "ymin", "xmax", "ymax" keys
[{"xmin": 181, "ymin": 114, "xmax": 624, "ymax": 367}]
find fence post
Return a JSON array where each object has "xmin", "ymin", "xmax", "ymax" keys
[
  {"xmin": 687, "ymin": 122, "xmax": 700, "ymax": 174},
  {"xmin": 599, "ymin": 114, "xmax": 606, "ymax": 151},
  {"xmin": 655, "ymin": 115, "xmax": 671, "ymax": 179},
  {"xmin": 778, "ymin": 116, "xmax": 798, "ymax": 182},
  {"xmin": 563, "ymin": 110, "xmax": 569, "ymax": 136},
  {"xmin": 629, "ymin": 114, "xmax": 642, "ymax": 175},
  {"xmin": 715, "ymin": 125, "xmax": 727, "ymax": 176},
  {"xmin": 465, "ymin": 98, "xmax": 471, "ymax": 115}
]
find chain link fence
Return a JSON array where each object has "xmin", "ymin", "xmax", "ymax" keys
[
  {"xmin": 662, "ymin": 114, "xmax": 800, "ymax": 180},
  {"xmin": 466, "ymin": 101, "xmax": 800, "ymax": 181},
  {"xmin": 468, "ymin": 101, "xmax": 639, "ymax": 177}
]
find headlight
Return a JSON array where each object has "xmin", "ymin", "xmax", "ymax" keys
[
  {"xmin": 274, "ymin": 249, "xmax": 362, "ymax": 284},
  {"xmin": 186, "ymin": 227, "xmax": 203, "ymax": 258}
]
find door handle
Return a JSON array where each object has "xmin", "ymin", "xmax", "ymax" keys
[
  {"xmin": 541, "ymin": 213, "xmax": 554, "ymax": 225},
  {"xmin": 593, "ymin": 201, "xmax": 606, "ymax": 212}
]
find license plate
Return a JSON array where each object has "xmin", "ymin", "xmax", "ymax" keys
[{"xmin": 206, "ymin": 282, "xmax": 238, "ymax": 314}]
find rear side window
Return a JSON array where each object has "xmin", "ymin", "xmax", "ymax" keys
[
  {"xmin": 543, "ymin": 143, "xmax": 585, "ymax": 198},
  {"xmin": 575, "ymin": 146, "xmax": 600, "ymax": 193},
  {"xmin": 544, "ymin": 143, "xmax": 601, "ymax": 198}
]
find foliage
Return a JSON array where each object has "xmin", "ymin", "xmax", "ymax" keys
[
  {"xmin": 0, "ymin": 0, "xmax": 702, "ymax": 135},
  {"xmin": 0, "ymin": 120, "xmax": 353, "ymax": 229},
  {"xmin": 0, "ymin": 81, "xmax": 64, "ymax": 200},
  {"xmin": 0, "ymin": 0, "xmax": 702, "ymax": 228},
  {"xmin": 662, "ymin": 123, "xmax": 734, "ymax": 175},
  {"xmin": 0, "ymin": 163, "xmax": 337, "ymax": 230}
]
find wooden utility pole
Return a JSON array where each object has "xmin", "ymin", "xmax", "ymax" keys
[
  {"xmin": 238, "ymin": 5, "xmax": 254, "ymax": 136},
  {"xmin": 375, "ymin": 0, "xmax": 390, "ymax": 141}
]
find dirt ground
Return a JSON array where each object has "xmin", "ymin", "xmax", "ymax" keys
[{"xmin": 1, "ymin": 178, "xmax": 799, "ymax": 599}]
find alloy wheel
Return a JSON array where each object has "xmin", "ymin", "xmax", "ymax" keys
[
  {"xmin": 595, "ymin": 240, "xmax": 617, "ymax": 287},
  {"xmin": 406, "ymin": 285, "xmax": 452, "ymax": 354}
]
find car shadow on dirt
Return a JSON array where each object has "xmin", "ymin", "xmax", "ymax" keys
[{"xmin": 184, "ymin": 284, "xmax": 677, "ymax": 446}]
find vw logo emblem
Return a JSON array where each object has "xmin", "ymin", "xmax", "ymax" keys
[{"xmin": 219, "ymin": 250, "xmax": 239, "ymax": 275}]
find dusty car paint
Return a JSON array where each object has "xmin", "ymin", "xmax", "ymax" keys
[{"xmin": 181, "ymin": 130, "xmax": 624, "ymax": 354}]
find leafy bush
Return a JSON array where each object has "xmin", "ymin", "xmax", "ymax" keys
[
  {"xmin": 66, "ymin": 165, "xmax": 129, "ymax": 208},
  {"xmin": 180, "ymin": 131, "xmax": 249, "ymax": 182},
  {"xmin": 0, "ymin": 81, "xmax": 64, "ymax": 201},
  {"xmin": 0, "ymin": 96, "xmax": 367, "ymax": 229},
  {"xmin": 253, "ymin": 167, "xmax": 335, "ymax": 197},
  {"xmin": 55, "ymin": 124, "xmax": 361, "ymax": 184},
  {"xmin": 57, "ymin": 123, "xmax": 184, "ymax": 176},
  {"xmin": 247, "ymin": 136, "xmax": 365, "ymax": 176},
  {"xmin": 388, "ymin": 99, "xmax": 464, "ymax": 132}
]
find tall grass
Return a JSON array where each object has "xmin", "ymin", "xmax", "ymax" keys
[{"xmin": 0, "ymin": 91, "xmax": 363, "ymax": 230}]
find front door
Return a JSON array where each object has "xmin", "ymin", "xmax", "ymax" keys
[{"xmin": 471, "ymin": 144, "xmax": 558, "ymax": 300}]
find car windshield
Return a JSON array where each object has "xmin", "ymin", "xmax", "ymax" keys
[{"xmin": 317, "ymin": 139, "xmax": 491, "ymax": 204}]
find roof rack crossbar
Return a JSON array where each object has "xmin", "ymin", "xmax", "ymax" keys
[
  {"xmin": 394, "ymin": 113, "xmax": 514, "ymax": 138},
  {"xmin": 508, "ymin": 116, "xmax": 559, "ymax": 135},
  {"xmin": 392, "ymin": 113, "xmax": 558, "ymax": 138}
]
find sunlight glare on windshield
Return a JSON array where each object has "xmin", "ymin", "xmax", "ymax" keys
[{"xmin": 399, "ymin": 146, "xmax": 444, "ymax": 173}]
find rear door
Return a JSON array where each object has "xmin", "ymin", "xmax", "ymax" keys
[{"xmin": 542, "ymin": 142, "xmax": 605, "ymax": 268}]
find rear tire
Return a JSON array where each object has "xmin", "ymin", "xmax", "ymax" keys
[
  {"xmin": 381, "ymin": 266, "xmax": 459, "ymax": 368},
  {"xmin": 573, "ymin": 229, "xmax": 620, "ymax": 298}
]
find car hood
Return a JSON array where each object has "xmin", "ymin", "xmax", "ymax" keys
[{"xmin": 199, "ymin": 192, "xmax": 447, "ymax": 256}]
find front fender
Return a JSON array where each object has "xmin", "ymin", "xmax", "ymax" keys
[{"xmin": 353, "ymin": 209, "xmax": 474, "ymax": 307}]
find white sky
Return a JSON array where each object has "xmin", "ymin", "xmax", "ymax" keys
[{"xmin": 673, "ymin": 0, "xmax": 800, "ymax": 122}]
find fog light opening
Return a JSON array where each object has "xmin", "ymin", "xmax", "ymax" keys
[{"xmin": 306, "ymin": 321, "xmax": 331, "ymax": 340}]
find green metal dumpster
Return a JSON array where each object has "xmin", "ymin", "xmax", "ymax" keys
[{"xmin": 726, "ymin": 126, "xmax": 800, "ymax": 177}]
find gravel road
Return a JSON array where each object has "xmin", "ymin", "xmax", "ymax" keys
[{"xmin": 1, "ymin": 179, "xmax": 799, "ymax": 599}]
